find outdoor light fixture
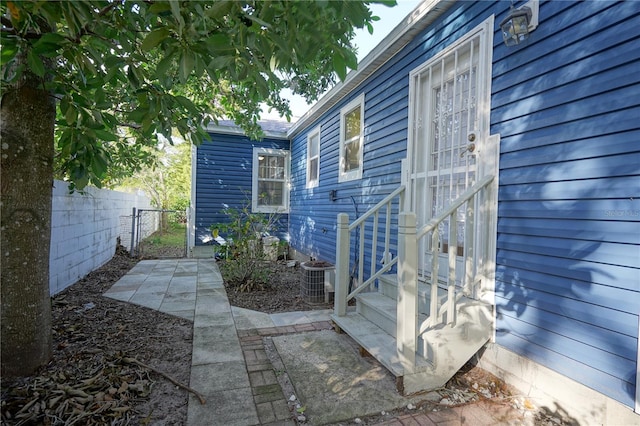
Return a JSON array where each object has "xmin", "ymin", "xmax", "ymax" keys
[{"xmin": 500, "ymin": 0, "xmax": 539, "ymax": 46}]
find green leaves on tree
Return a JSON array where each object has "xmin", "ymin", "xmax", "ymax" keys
[
  {"xmin": 1, "ymin": 0, "xmax": 397, "ymax": 190},
  {"xmin": 141, "ymin": 28, "xmax": 171, "ymax": 52}
]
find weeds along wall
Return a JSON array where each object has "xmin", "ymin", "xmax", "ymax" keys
[{"xmin": 50, "ymin": 180, "xmax": 153, "ymax": 295}]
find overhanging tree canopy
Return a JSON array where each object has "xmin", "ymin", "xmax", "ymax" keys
[
  {"xmin": 2, "ymin": 0, "xmax": 388, "ymax": 187},
  {"xmin": 0, "ymin": 0, "xmax": 394, "ymax": 376}
]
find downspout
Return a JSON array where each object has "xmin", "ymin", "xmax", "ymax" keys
[{"xmin": 349, "ymin": 195, "xmax": 360, "ymax": 294}]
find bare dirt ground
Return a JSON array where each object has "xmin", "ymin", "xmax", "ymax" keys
[
  {"xmin": 2, "ymin": 251, "xmax": 570, "ymax": 425},
  {"xmin": 1, "ymin": 250, "xmax": 192, "ymax": 425}
]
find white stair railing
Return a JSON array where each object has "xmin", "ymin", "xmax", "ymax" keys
[
  {"xmin": 334, "ymin": 175, "xmax": 493, "ymax": 372},
  {"xmin": 417, "ymin": 175, "xmax": 494, "ymax": 329},
  {"xmin": 334, "ymin": 186, "xmax": 405, "ymax": 316},
  {"xmin": 397, "ymin": 175, "xmax": 494, "ymax": 369}
]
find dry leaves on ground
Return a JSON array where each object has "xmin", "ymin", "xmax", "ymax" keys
[{"xmin": 1, "ymin": 250, "xmax": 193, "ymax": 425}]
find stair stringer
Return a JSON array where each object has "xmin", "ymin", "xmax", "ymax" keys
[{"xmin": 405, "ymin": 299, "xmax": 493, "ymax": 394}]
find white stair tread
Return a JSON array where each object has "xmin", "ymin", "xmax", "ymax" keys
[
  {"xmin": 379, "ymin": 275, "xmax": 449, "ymax": 306},
  {"xmin": 331, "ymin": 311, "xmax": 431, "ymax": 377},
  {"xmin": 356, "ymin": 292, "xmax": 428, "ymax": 325},
  {"xmin": 357, "ymin": 292, "xmax": 397, "ymax": 317}
]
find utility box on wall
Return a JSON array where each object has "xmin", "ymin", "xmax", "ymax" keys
[
  {"xmin": 262, "ymin": 236, "xmax": 279, "ymax": 261},
  {"xmin": 300, "ymin": 261, "xmax": 335, "ymax": 304}
]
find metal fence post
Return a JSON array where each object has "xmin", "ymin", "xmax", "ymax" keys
[
  {"xmin": 130, "ymin": 207, "xmax": 136, "ymax": 256},
  {"xmin": 185, "ymin": 207, "xmax": 190, "ymax": 258}
]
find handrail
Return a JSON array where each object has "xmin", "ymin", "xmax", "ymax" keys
[
  {"xmin": 334, "ymin": 185, "xmax": 405, "ymax": 317},
  {"xmin": 416, "ymin": 175, "xmax": 494, "ymax": 240},
  {"xmin": 346, "ymin": 257, "xmax": 398, "ymax": 301},
  {"xmin": 416, "ymin": 174, "xmax": 494, "ymax": 334},
  {"xmin": 335, "ymin": 174, "xmax": 495, "ymax": 371},
  {"xmin": 349, "ymin": 185, "xmax": 406, "ymax": 231}
]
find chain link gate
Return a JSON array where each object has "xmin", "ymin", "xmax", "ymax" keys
[{"xmin": 128, "ymin": 208, "xmax": 187, "ymax": 258}]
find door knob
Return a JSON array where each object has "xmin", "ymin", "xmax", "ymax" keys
[{"xmin": 460, "ymin": 143, "xmax": 476, "ymax": 157}]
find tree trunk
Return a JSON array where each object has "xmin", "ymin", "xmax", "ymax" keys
[{"xmin": 1, "ymin": 68, "xmax": 55, "ymax": 376}]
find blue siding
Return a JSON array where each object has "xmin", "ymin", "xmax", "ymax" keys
[
  {"xmin": 194, "ymin": 133, "xmax": 289, "ymax": 245},
  {"xmin": 491, "ymin": 0, "xmax": 640, "ymax": 408},
  {"xmin": 286, "ymin": 0, "xmax": 639, "ymax": 409},
  {"xmin": 287, "ymin": 0, "xmax": 498, "ymax": 266}
]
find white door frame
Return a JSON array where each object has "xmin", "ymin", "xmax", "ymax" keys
[{"xmin": 405, "ymin": 16, "xmax": 498, "ymax": 303}]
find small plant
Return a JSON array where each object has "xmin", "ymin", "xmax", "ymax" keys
[
  {"xmin": 278, "ymin": 240, "xmax": 290, "ymax": 260},
  {"xmin": 211, "ymin": 201, "xmax": 281, "ymax": 292}
]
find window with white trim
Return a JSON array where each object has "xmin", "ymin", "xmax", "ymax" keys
[
  {"xmin": 306, "ymin": 126, "xmax": 321, "ymax": 188},
  {"xmin": 252, "ymin": 148, "xmax": 290, "ymax": 213},
  {"xmin": 339, "ymin": 94, "xmax": 365, "ymax": 182}
]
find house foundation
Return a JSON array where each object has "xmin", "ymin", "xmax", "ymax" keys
[{"xmin": 476, "ymin": 343, "xmax": 640, "ymax": 425}]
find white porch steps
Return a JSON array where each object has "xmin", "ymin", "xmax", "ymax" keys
[{"xmin": 331, "ymin": 274, "xmax": 493, "ymax": 395}]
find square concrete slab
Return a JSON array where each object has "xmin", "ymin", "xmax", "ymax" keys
[
  {"xmin": 164, "ymin": 310, "xmax": 194, "ymax": 321},
  {"xmin": 103, "ymin": 290, "xmax": 136, "ymax": 302},
  {"xmin": 189, "ymin": 361, "xmax": 250, "ymax": 393},
  {"xmin": 107, "ymin": 274, "xmax": 145, "ymax": 289},
  {"xmin": 193, "ymin": 324, "xmax": 238, "ymax": 342},
  {"xmin": 127, "ymin": 261, "xmax": 158, "ymax": 274},
  {"xmin": 270, "ymin": 311, "xmax": 311, "ymax": 327},
  {"xmin": 160, "ymin": 292, "xmax": 196, "ymax": 313},
  {"xmin": 194, "ymin": 294, "xmax": 230, "ymax": 316},
  {"xmin": 272, "ymin": 330, "xmax": 416, "ymax": 425},
  {"xmin": 135, "ymin": 279, "xmax": 170, "ymax": 293},
  {"xmin": 194, "ymin": 311, "xmax": 235, "ymax": 327},
  {"xmin": 270, "ymin": 310, "xmax": 331, "ymax": 327},
  {"xmin": 232, "ymin": 307, "xmax": 275, "ymax": 330},
  {"xmin": 191, "ymin": 338, "xmax": 244, "ymax": 366},
  {"xmin": 187, "ymin": 387, "xmax": 258, "ymax": 426},
  {"xmin": 130, "ymin": 291, "xmax": 165, "ymax": 310}
]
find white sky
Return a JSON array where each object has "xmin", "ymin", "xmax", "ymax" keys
[{"xmin": 264, "ymin": 0, "xmax": 422, "ymax": 120}]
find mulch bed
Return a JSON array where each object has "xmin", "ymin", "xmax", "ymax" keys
[
  {"xmin": 222, "ymin": 260, "xmax": 334, "ymax": 314},
  {"xmin": 1, "ymin": 250, "xmax": 192, "ymax": 425},
  {"xmin": 1, "ymin": 254, "xmax": 329, "ymax": 425}
]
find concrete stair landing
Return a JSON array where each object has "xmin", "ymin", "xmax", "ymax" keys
[{"xmin": 331, "ymin": 274, "xmax": 493, "ymax": 395}]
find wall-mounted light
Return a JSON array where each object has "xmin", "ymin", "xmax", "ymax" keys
[{"xmin": 500, "ymin": 0, "xmax": 539, "ymax": 46}]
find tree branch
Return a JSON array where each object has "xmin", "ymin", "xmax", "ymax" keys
[
  {"xmin": 120, "ymin": 122, "xmax": 142, "ymax": 130},
  {"xmin": 122, "ymin": 357, "xmax": 206, "ymax": 405},
  {"xmin": 71, "ymin": 1, "xmax": 123, "ymax": 43},
  {"xmin": 0, "ymin": 27, "xmax": 42, "ymax": 40}
]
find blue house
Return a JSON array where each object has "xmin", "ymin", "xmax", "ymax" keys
[
  {"xmin": 190, "ymin": 119, "xmax": 292, "ymax": 246},
  {"xmin": 191, "ymin": 1, "xmax": 640, "ymax": 423}
]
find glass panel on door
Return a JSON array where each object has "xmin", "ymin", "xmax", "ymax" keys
[{"xmin": 410, "ymin": 34, "xmax": 482, "ymax": 286}]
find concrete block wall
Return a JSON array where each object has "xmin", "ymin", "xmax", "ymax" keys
[{"xmin": 49, "ymin": 180, "xmax": 152, "ymax": 295}]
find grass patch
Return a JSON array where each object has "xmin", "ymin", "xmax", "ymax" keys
[{"xmin": 139, "ymin": 222, "xmax": 186, "ymax": 258}]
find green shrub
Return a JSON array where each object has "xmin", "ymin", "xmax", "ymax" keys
[
  {"xmin": 211, "ymin": 202, "xmax": 281, "ymax": 292},
  {"xmin": 218, "ymin": 257, "xmax": 271, "ymax": 292}
]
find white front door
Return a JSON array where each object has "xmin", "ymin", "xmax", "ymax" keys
[{"xmin": 406, "ymin": 18, "xmax": 496, "ymax": 288}]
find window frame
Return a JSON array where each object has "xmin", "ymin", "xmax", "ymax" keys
[
  {"xmin": 252, "ymin": 147, "xmax": 290, "ymax": 213},
  {"xmin": 339, "ymin": 93, "xmax": 365, "ymax": 182},
  {"xmin": 306, "ymin": 125, "xmax": 321, "ymax": 189}
]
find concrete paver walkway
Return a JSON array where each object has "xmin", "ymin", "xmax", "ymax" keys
[
  {"xmin": 104, "ymin": 258, "xmax": 199, "ymax": 321},
  {"xmin": 105, "ymin": 258, "xmax": 537, "ymax": 425},
  {"xmin": 104, "ymin": 259, "xmax": 332, "ymax": 425}
]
